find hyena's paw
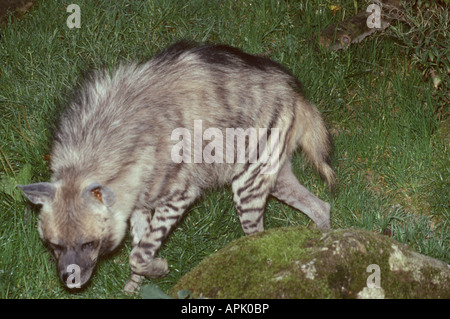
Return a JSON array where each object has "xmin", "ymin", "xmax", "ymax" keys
[
  {"xmin": 123, "ymin": 274, "xmax": 144, "ymax": 294},
  {"xmin": 316, "ymin": 218, "xmax": 331, "ymax": 230},
  {"xmin": 143, "ymin": 257, "xmax": 169, "ymax": 278},
  {"xmin": 130, "ymin": 250, "xmax": 169, "ymax": 278},
  {"xmin": 316, "ymin": 202, "xmax": 331, "ymax": 230}
]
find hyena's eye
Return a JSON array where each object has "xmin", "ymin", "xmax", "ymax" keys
[
  {"xmin": 81, "ymin": 241, "xmax": 96, "ymax": 251},
  {"xmin": 48, "ymin": 242, "xmax": 63, "ymax": 254}
]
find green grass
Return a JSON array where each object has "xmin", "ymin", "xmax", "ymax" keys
[{"xmin": 0, "ymin": 0, "xmax": 448, "ymax": 298}]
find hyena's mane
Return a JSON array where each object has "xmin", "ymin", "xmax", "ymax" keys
[
  {"xmin": 153, "ymin": 40, "xmax": 305, "ymax": 92},
  {"xmin": 50, "ymin": 63, "xmax": 155, "ymax": 183}
]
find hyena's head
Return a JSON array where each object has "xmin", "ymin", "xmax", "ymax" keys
[{"xmin": 18, "ymin": 180, "xmax": 126, "ymax": 289}]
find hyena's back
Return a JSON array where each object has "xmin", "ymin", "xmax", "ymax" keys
[
  {"xmin": 52, "ymin": 41, "xmax": 334, "ymax": 194},
  {"xmin": 23, "ymin": 41, "xmax": 335, "ymax": 292}
]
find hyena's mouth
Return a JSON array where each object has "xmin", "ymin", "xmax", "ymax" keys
[{"xmin": 54, "ymin": 243, "xmax": 101, "ymax": 289}]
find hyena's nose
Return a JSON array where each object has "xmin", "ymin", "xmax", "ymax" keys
[
  {"xmin": 60, "ymin": 264, "xmax": 83, "ymax": 288},
  {"xmin": 61, "ymin": 271, "xmax": 70, "ymax": 283}
]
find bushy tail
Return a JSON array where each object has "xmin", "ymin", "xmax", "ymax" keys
[{"xmin": 299, "ymin": 106, "xmax": 336, "ymax": 191}]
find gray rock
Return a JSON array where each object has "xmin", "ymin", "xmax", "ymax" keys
[{"xmin": 172, "ymin": 226, "xmax": 449, "ymax": 298}]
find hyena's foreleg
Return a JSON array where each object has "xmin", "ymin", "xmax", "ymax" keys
[
  {"xmin": 124, "ymin": 208, "xmax": 156, "ymax": 293},
  {"xmin": 271, "ymin": 160, "xmax": 331, "ymax": 229},
  {"xmin": 128, "ymin": 206, "xmax": 177, "ymax": 277},
  {"xmin": 128, "ymin": 189, "xmax": 198, "ymax": 280}
]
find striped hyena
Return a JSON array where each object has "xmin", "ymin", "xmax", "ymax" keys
[{"xmin": 19, "ymin": 41, "xmax": 335, "ymax": 293}]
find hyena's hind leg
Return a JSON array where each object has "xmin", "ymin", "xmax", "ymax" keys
[
  {"xmin": 231, "ymin": 163, "xmax": 280, "ymax": 235},
  {"xmin": 124, "ymin": 208, "xmax": 169, "ymax": 294},
  {"xmin": 271, "ymin": 160, "xmax": 331, "ymax": 230}
]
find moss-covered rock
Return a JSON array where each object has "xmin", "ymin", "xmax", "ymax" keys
[{"xmin": 171, "ymin": 227, "xmax": 449, "ymax": 299}]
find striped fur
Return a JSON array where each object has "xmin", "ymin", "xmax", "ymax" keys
[{"xmin": 19, "ymin": 41, "xmax": 335, "ymax": 292}]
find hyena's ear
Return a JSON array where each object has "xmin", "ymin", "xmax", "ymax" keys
[
  {"xmin": 84, "ymin": 183, "xmax": 115, "ymax": 207},
  {"xmin": 17, "ymin": 183, "xmax": 56, "ymax": 205}
]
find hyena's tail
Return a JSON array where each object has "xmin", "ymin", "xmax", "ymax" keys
[{"xmin": 298, "ymin": 103, "xmax": 336, "ymax": 191}]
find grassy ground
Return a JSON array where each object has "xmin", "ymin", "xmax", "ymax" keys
[{"xmin": 0, "ymin": 0, "xmax": 448, "ymax": 298}]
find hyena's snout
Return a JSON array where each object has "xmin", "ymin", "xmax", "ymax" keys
[{"xmin": 57, "ymin": 249, "xmax": 97, "ymax": 288}]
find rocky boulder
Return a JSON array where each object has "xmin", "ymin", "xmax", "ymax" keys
[{"xmin": 171, "ymin": 226, "xmax": 449, "ymax": 298}]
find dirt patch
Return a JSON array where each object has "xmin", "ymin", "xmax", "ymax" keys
[{"xmin": 0, "ymin": 0, "xmax": 35, "ymax": 26}]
